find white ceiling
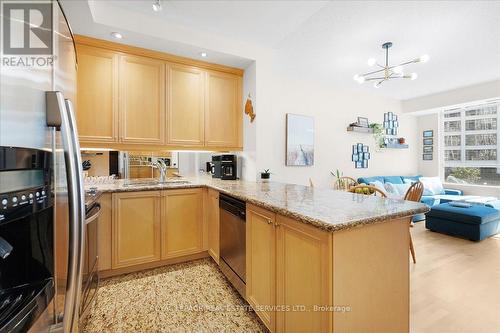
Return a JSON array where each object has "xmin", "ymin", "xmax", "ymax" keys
[
  {"xmin": 60, "ymin": 0, "xmax": 500, "ymax": 100},
  {"xmin": 106, "ymin": 0, "xmax": 330, "ymax": 48}
]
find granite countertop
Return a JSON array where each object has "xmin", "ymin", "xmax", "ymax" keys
[{"xmin": 85, "ymin": 175, "xmax": 429, "ymax": 232}]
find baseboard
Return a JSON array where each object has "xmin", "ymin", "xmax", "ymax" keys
[{"xmin": 99, "ymin": 251, "xmax": 209, "ymax": 278}]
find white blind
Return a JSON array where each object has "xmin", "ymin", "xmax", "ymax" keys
[{"xmin": 442, "ymin": 102, "xmax": 500, "ymax": 167}]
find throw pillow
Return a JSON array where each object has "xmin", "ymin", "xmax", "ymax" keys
[
  {"xmin": 369, "ymin": 181, "xmax": 388, "ymax": 197},
  {"xmin": 384, "ymin": 182, "xmax": 411, "ymax": 199},
  {"xmin": 419, "ymin": 176, "xmax": 444, "ymax": 195}
]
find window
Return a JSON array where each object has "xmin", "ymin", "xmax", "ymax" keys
[{"xmin": 442, "ymin": 102, "xmax": 500, "ymax": 186}]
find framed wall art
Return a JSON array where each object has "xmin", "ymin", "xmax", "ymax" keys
[
  {"xmin": 423, "ymin": 138, "xmax": 433, "ymax": 145},
  {"xmin": 352, "ymin": 143, "xmax": 370, "ymax": 169},
  {"xmin": 286, "ymin": 114, "xmax": 314, "ymax": 166}
]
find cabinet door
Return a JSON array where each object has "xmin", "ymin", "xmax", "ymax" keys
[
  {"xmin": 119, "ymin": 55, "xmax": 165, "ymax": 144},
  {"xmin": 162, "ymin": 189, "xmax": 203, "ymax": 259},
  {"xmin": 205, "ymin": 71, "xmax": 242, "ymax": 148},
  {"xmin": 112, "ymin": 191, "xmax": 161, "ymax": 269},
  {"xmin": 206, "ymin": 189, "xmax": 220, "ymax": 264},
  {"xmin": 167, "ymin": 64, "xmax": 205, "ymax": 146},
  {"xmin": 276, "ymin": 215, "xmax": 332, "ymax": 333},
  {"xmin": 76, "ymin": 45, "xmax": 118, "ymax": 143},
  {"xmin": 97, "ymin": 193, "xmax": 112, "ymax": 271},
  {"xmin": 246, "ymin": 204, "xmax": 276, "ymax": 332}
]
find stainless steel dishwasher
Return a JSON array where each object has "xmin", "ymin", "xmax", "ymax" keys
[{"xmin": 219, "ymin": 193, "xmax": 246, "ymax": 298}]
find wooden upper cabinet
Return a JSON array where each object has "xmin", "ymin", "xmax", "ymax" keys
[
  {"xmin": 74, "ymin": 36, "xmax": 243, "ymax": 150},
  {"xmin": 119, "ymin": 55, "xmax": 165, "ymax": 145},
  {"xmin": 167, "ymin": 64, "xmax": 205, "ymax": 146},
  {"xmin": 205, "ymin": 71, "xmax": 242, "ymax": 148},
  {"xmin": 112, "ymin": 191, "xmax": 162, "ymax": 269},
  {"xmin": 161, "ymin": 189, "xmax": 204, "ymax": 259},
  {"xmin": 76, "ymin": 45, "xmax": 118, "ymax": 142}
]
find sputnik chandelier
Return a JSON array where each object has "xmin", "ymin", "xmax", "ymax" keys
[{"xmin": 353, "ymin": 42, "xmax": 429, "ymax": 88}]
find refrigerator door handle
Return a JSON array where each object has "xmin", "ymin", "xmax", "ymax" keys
[{"xmin": 56, "ymin": 92, "xmax": 85, "ymax": 333}]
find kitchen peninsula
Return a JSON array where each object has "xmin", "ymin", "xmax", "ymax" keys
[{"xmin": 87, "ymin": 176, "xmax": 428, "ymax": 333}]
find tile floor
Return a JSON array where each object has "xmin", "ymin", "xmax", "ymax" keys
[{"xmin": 82, "ymin": 259, "xmax": 267, "ymax": 333}]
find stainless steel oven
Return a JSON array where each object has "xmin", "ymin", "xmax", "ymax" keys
[{"xmin": 219, "ymin": 194, "xmax": 246, "ymax": 298}]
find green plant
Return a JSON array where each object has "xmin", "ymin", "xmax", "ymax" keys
[
  {"xmin": 449, "ymin": 167, "xmax": 481, "ymax": 183},
  {"xmin": 369, "ymin": 123, "xmax": 384, "ymax": 148},
  {"xmin": 331, "ymin": 169, "xmax": 343, "ymax": 180}
]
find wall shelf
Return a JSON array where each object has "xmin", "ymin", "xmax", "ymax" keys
[
  {"xmin": 347, "ymin": 126, "xmax": 374, "ymax": 134},
  {"xmin": 381, "ymin": 144, "xmax": 409, "ymax": 149}
]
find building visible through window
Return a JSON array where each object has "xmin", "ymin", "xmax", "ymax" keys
[{"xmin": 443, "ymin": 102, "xmax": 500, "ymax": 186}]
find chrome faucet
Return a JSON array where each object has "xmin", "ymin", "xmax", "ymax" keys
[{"xmin": 152, "ymin": 159, "xmax": 168, "ymax": 183}]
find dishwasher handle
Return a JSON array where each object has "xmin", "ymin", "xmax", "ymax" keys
[{"xmin": 220, "ymin": 196, "xmax": 246, "ymax": 221}]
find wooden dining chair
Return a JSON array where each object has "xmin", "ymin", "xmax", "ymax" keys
[
  {"xmin": 348, "ymin": 184, "xmax": 387, "ymax": 198},
  {"xmin": 404, "ymin": 181, "xmax": 424, "ymax": 264},
  {"xmin": 333, "ymin": 176, "xmax": 358, "ymax": 191}
]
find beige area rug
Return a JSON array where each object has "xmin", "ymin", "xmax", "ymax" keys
[{"xmin": 82, "ymin": 258, "xmax": 267, "ymax": 333}]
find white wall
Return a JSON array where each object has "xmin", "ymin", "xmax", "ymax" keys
[
  {"xmin": 417, "ymin": 114, "xmax": 440, "ymax": 177},
  {"xmin": 238, "ymin": 61, "xmax": 257, "ymax": 180},
  {"xmin": 402, "ymin": 80, "xmax": 500, "ymax": 113},
  {"xmin": 254, "ymin": 68, "xmax": 419, "ymax": 187}
]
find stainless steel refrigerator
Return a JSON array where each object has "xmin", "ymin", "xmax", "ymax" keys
[{"xmin": 0, "ymin": 0, "xmax": 85, "ymax": 332}]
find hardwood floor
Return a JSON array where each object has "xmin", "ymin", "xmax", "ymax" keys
[{"xmin": 411, "ymin": 222, "xmax": 500, "ymax": 333}]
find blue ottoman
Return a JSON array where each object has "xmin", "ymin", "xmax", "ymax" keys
[{"xmin": 425, "ymin": 203, "xmax": 500, "ymax": 241}]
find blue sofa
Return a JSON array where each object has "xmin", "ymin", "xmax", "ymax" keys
[{"xmin": 357, "ymin": 175, "xmax": 463, "ymax": 221}]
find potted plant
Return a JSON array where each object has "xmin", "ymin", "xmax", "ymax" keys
[
  {"xmin": 261, "ymin": 169, "xmax": 271, "ymax": 181},
  {"xmin": 369, "ymin": 123, "xmax": 385, "ymax": 149},
  {"xmin": 331, "ymin": 169, "xmax": 346, "ymax": 189}
]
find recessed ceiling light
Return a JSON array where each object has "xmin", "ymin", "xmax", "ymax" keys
[
  {"xmin": 110, "ymin": 32, "xmax": 122, "ymax": 39},
  {"xmin": 200, "ymin": 52, "xmax": 207, "ymax": 58},
  {"xmin": 152, "ymin": 0, "xmax": 162, "ymax": 12}
]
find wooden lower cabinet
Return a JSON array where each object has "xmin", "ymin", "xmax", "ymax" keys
[
  {"xmin": 275, "ymin": 215, "xmax": 332, "ymax": 333},
  {"xmin": 112, "ymin": 191, "xmax": 162, "ymax": 269},
  {"xmin": 108, "ymin": 189, "xmax": 206, "ymax": 272},
  {"xmin": 246, "ymin": 205, "xmax": 333, "ymax": 333},
  {"xmin": 161, "ymin": 189, "xmax": 204, "ymax": 259},
  {"xmin": 206, "ymin": 189, "xmax": 220, "ymax": 263},
  {"xmin": 97, "ymin": 193, "xmax": 112, "ymax": 271},
  {"xmin": 246, "ymin": 204, "xmax": 277, "ymax": 332}
]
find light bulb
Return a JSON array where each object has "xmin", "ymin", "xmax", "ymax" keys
[
  {"xmin": 393, "ymin": 66, "xmax": 403, "ymax": 74},
  {"xmin": 110, "ymin": 32, "xmax": 122, "ymax": 39},
  {"xmin": 152, "ymin": 0, "xmax": 162, "ymax": 11},
  {"xmin": 353, "ymin": 74, "xmax": 365, "ymax": 84},
  {"xmin": 200, "ymin": 52, "xmax": 207, "ymax": 58},
  {"xmin": 410, "ymin": 72, "xmax": 418, "ymax": 80},
  {"xmin": 418, "ymin": 54, "xmax": 430, "ymax": 63},
  {"xmin": 367, "ymin": 58, "xmax": 376, "ymax": 66}
]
